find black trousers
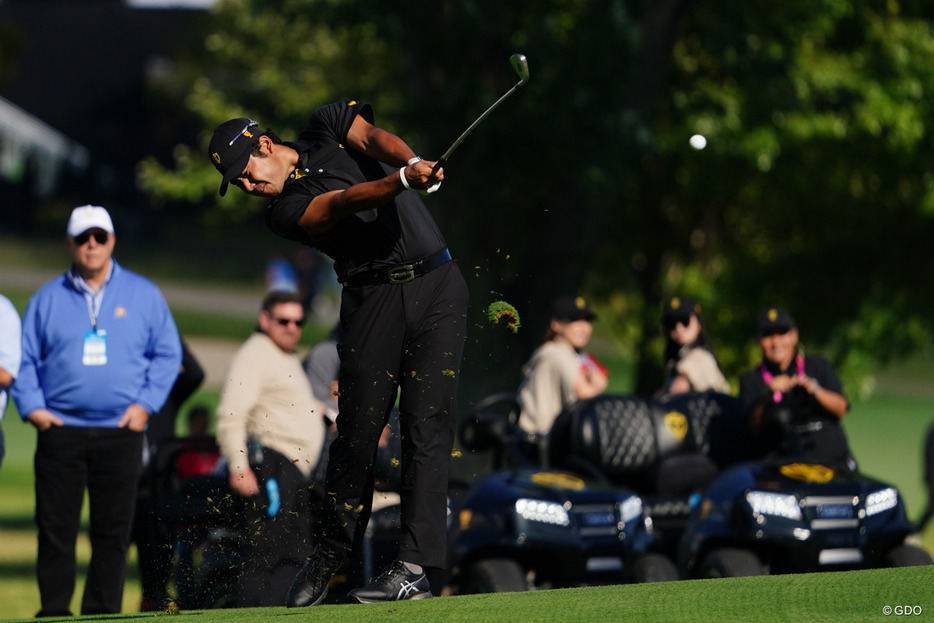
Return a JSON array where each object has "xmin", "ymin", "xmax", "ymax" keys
[
  {"xmin": 34, "ymin": 426, "xmax": 143, "ymax": 616},
  {"xmin": 319, "ymin": 261, "xmax": 468, "ymax": 570},
  {"xmin": 237, "ymin": 447, "xmax": 313, "ymax": 607}
]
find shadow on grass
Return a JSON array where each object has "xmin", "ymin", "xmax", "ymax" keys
[
  {"xmin": 0, "ymin": 557, "xmax": 95, "ymax": 581},
  {"xmin": 0, "ymin": 516, "xmax": 35, "ymax": 530},
  {"xmin": 0, "ymin": 561, "xmax": 36, "ymax": 578}
]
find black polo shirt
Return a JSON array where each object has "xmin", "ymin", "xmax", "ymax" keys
[
  {"xmin": 738, "ymin": 352, "xmax": 848, "ymax": 423},
  {"xmin": 264, "ymin": 100, "xmax": 447, "ymax": 282}
]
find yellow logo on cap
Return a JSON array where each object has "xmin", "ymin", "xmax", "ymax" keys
[
  {"xmin": 664, "ymin": 411, "xmax": 689, "ymax": 442},
  {"xmin": 670, "ymin": 297, "xmax": 681, "ymax": 309},
  {"xmin": 212, "ymin": 152, "xmax": 221, "ymax": 164},
  {"xmin": 575, "ymin": 296, "xmax": 587, "ymax": 310},
  {"xmin": 768, "ymin": 309, "xmax": 779, "ymax": 321}
]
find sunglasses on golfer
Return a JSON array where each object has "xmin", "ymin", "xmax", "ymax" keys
[
  {"xmin": 229, "ymin": 120, "xmax": 259, "ymax": 147},
  {"xmin": 74, "ymin": 231, "xmax": 110, "ymax": 246},
  {"xmin": 272, "ymin": 316, "xmax": 305, "ymax": 328}
]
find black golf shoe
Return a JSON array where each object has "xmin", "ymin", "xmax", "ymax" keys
[
  {"xmin": 348, "ymin": 561, "xmax": 433, "ymax": 603},
  {"xmin": 285, "ymin": 547, "xmax": 344, "ymax": 607}
]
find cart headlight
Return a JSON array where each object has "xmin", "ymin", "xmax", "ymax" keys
[
  {"xmin": 620, "ymin": 497, "xmax": 643, "ymax": 524},
  {"xmin": 515, "ymin": 498, "xmax": 570, "ymax": 526},
  {"xmin": 746, "ymin": 491, "xmax": 802, "ymax": 520},
  {"xmin": 865, "ymin": 487, "xmax": 898, "ymax": 516}
]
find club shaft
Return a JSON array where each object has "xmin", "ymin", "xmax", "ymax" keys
[{"xmin": 432, "ymin": 81, "xmax": 523, "ymax": 172}]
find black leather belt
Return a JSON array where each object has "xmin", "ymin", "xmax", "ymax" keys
[{"xmin": 341, "ymin": 248, "xmax": 452, "ymax": 287}]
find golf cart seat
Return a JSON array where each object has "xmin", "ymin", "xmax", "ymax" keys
[
  {"xmin": 549, "ymin": 391, "xmax": 745, "ymax": 494},
  {"xmin": 459, "ymin": 392, "xmax": 520, "ymax": 452},
  {"xmin": 459, "ymin": 392, "xmax": 532, "ymax": 469},
  {"xmin": 150, "ymin": 436, "xmax": 230, "ymax": 523}
]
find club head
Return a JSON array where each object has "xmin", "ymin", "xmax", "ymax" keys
[{"xmin": 510, "ymin": 53, "xmax": 530, "ymax": 86}]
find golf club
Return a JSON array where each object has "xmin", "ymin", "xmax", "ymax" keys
[{"xmin": 431, "ymin": 54, "xmax": 530, "ymax": 173}]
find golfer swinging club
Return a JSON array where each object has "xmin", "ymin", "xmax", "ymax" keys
[{"xmin": 208, "ymin": 101, "xmax": 469, "ymax": 606}]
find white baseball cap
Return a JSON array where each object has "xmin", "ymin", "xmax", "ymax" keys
[{"xmin": 67, "ymin": 205, "xmax": 114, "ymax": 237}]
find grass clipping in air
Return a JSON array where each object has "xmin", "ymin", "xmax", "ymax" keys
[{"xmin": 487, "ymin": 300, "xmax": 521, "ymax": 333}]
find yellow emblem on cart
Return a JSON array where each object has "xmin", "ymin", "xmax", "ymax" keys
[
  {"xmin": 664, "ymin": 411, "xmax": 689, "ymax": 442},
  {"xmin": 530, "ymin": 472, "xmax": 585, "ymax": 491},
  {"xmin": 780, "ymin": 463, "xmax": 835, "ymax": 483}
]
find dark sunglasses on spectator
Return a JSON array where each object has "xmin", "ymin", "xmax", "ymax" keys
[
  {"xmin": 74, "ymin": 231, "xmax": 109, "ymax": 246},
  {"xmin": 273, "ymin": 317, "xmax": 305, "ymax": 328},
  {"xmin": 663, "ymin": 314, "xmax": 692, "ymax": 331}
]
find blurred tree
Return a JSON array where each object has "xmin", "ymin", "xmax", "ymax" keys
[
  {"xmin": 139, "ymin": 0, "xmax": 934, "ymax": 404},
  {"xmin": 0, "ymin": 20, "xmax": 22, "ymax": 87},
  {"xmin": 626, "ymin": 0, "xmax": 934, "ymax": 396}
]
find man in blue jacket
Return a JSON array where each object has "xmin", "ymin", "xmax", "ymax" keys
[{"xmin": 13, "ymin": 205, "xmax": 182, "ymax": 617}]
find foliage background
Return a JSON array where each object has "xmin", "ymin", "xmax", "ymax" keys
[{"xmin": 131, "ymin": 0, "xmax": 934, "ymax": 401}]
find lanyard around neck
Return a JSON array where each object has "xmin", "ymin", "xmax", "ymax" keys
[
  {"xmin": 760, "ymin": 354, "xmax": 804, "ymax": 403},
  {"xmin": 68, "ymin": 263, "xmax": 112, "ymax": 330}
]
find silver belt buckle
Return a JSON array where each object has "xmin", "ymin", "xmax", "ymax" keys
[
  {"xmin": 387, "ymin": 264, "xmax": 415, "ymax": 284},
  {"xmin": 794, "ymin": 421, "xmax": 824, "ymax": 434}
]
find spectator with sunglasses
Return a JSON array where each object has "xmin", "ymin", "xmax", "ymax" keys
[
  {"xmin": 215, "ymin": 289, "xmax": 327, "ymax": 607},
  {"xmin": 12, "ymin": 205, "xmax": 182, "ymax": 617},
  {"xmin": 738, "ymin": 307, "xmax": 852, "ymax": 468},
  {"xmin": 656, "ymin": 296, "xmax": 730, "ymax": 398}
]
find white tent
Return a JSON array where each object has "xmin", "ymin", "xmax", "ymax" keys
[{"xmin": 0, "ymin": 95, "xmax": 90, "ymax": 198}]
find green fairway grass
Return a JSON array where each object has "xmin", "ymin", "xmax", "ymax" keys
[{"xmin": 0, "ymin": 566, "xmax": 928, "ymax": 623}]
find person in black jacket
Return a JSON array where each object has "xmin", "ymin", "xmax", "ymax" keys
[
  {"xmin": 134, "ymin": 340, "xmax": 205, "ymax": 611},
  {"xmin": 738, "ymin": 307, "xmax": 852, "ymax": 468},
  {"xmin": 208, "ymin": 101, "xmax": 468, "ymax": 606}
]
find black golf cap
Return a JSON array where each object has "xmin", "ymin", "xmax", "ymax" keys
[
  {"xmin": 551, "ymin": 295, "xmax": 597, "ymax": 322},
  {"xmin": 209, "ymin": 118, "xmax": 259, "ymax": 196},
  {"xmin": 754, "ymin": 306, "xmax": 796, "ymax": 336},
  {"xmin": 661, "ymin": 296, "xmax": 701, "ymax": 323}
]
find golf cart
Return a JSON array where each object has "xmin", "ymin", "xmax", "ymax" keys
[
  {"xmin": 445, "ymin": 392, "xmax": 678, "ymax": 594},
  {"xmin": 146, "ymin": 436, "xmax": 245, "ymax": 610},
  {"xmin": 678, "ymin": 458, "xmax": 932, "ymax": 578},
  {"xmin": 676, "ymin": 400, "xmax": 933, "ymax": 577},
  {"xmin": 542, "ymin": 390, "xmax": 932, "ymax": 577}
]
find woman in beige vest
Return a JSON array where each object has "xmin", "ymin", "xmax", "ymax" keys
[{"xmin": 657, "ymin": 296, "xmax": 730, "ymax": 398}]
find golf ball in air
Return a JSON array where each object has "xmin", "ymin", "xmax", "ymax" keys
[{"xmin": 689, "ymin": 134, "xmax": 707, "ymax": 150}]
